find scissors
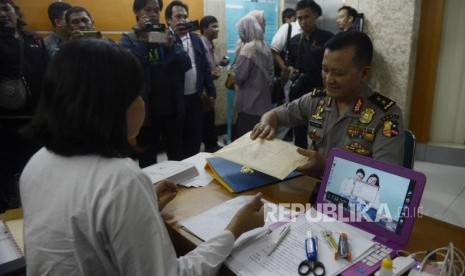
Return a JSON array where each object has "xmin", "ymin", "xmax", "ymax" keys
[{"xmin": 298, "ymin": 231, "xmax": 326, "ymax": 276}]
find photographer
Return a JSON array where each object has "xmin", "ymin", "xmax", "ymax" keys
[
  {"xmin": 0, "ymin": 0, "xmax": 48, "ymax": 211},
  {"xmin": 120, "ymin": 0, "xmax": 191, "ymax": 167},
  {"xmin": 165, "ymin": 0, "xmax": 216, "ymax": 159},
  {"xmin": 286, "ymin": 0, "xmax": 333, "ymax": 149},
  {"xmin": 65, "ymin": 6, "xmax": 102, "ymax": 40}
]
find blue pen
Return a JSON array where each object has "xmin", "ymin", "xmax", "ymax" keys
[
  {"xmin": 305, "ymin": 230, "xmax": 317, "ymax": 261},
  {"xmin": 298, "ymin": 230, "xmax": 326, "ymax": 275}
]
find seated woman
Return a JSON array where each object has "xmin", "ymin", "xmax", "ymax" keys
[{"xmin": 20, "ymin": 38, "xmax": 264, "ymax": 275}]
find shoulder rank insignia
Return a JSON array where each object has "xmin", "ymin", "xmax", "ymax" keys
[
  {"xmin": 368, "ymin": 92, "xmax": 396, "ymax": 112},
  {"xmin": 311, "ymin": 87, "xmax": 326, "ymax": 98}
]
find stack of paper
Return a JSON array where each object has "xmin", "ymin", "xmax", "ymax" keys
[
  {"xmin": 142, "ymin": 161, "xmax": 199, "ymax": 185},
  {"xmin": 142, "ymin": 152, "xmax": 215, "ymax": 187},
  {"xmin": 226, "ymin": 208, "xmax": 376, "ymax": 276}
]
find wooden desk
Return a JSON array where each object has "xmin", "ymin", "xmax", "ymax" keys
[{"xmin": 162, "ymin": 176, "xmax": 465, "ymax": 259}]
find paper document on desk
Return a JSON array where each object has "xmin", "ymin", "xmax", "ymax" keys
[
  {"xmin": 180, "ymin": 152, "xmax": 214, "ymax": 187},
  {"xmin": 142, "ymin": 161, "xmax": 199, "ymax": 186},
  {"xmin": 225, "ymin": 208, "xmax": 375, "ymax": 276},
  {"xmin": 213, "ymin": 131, "xmax": 307, "ymax": 179},
  {"xmin": 179, "ymin": 196, "xmax": 297, "ymax": 247}
]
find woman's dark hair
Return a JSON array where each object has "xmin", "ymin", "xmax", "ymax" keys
[
  {"xmin": 165, "ymin": 0, "xmax": 188, "ymax": 20},
  {"xmin": 21, "ymin": 39, "xmax": 143, "ymax": 158},
  {"xmin": 133, "ymin": 0, "xmax": 163, "ymax": 13},
  {"xmin": 367, "ymin": 174, "xmax": 380, "ymax": 186}
]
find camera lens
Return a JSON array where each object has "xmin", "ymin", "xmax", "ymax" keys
[{"xmin": 145, "ymin": 22, "xmax": 154, "ymax": 32}]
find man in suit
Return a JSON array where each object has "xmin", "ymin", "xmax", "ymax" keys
[{"xmin": 165, "ymin": 1, "xmax": 216, "ymax": 158}]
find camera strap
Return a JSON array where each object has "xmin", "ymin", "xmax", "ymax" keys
[{"xmin": 283, "ymin": 23, "xmax": 293, "ymax": 65}]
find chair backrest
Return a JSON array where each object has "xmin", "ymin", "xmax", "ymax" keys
[{"xmin": 403, "ymin": 129, "xmax": 416, "ymax": 169}]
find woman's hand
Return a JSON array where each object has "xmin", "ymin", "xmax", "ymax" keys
[
  {"xmin": 225, "ymin": 193, "xmax": 265, "ymax": 239},
  {"xmin": 155, "ymin": 180, "xmax": 178, "ymax": 210}
]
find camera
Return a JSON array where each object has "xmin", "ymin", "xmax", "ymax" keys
[
  {"xmin": 219, "ymin": 56, "xmax": 230, "ymax": 67},
  {"xmin": 81, "ymin": 31, "xmax": 102, "ymax": 38},
  {"xmin": 289, "ymin": 73, "xmax": 307, "ymax": 100},
  {"xmin": 148, "ymin": 31, "xmax": 168, "ymax": 43},
  {"xmin": 180, "ymin": 20, "xmax": 199, "ymax": 32},
  {"xmin": 145, "ymin": 22, "xmax": 166, "ymax": 32}
]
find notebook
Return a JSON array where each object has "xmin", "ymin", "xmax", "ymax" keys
[
  {"xmin": 316, "ymin": 148, "xmax": 426, "ymax": 275},
  {"xmin": 0, "ymin": 220, "xmax": 25, "ymax": 275}
]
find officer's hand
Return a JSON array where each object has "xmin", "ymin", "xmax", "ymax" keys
[
  {"xmin": 251, "ymin": 122, "xmax": 275, "ymax": 140},
  {"xmin": 295, "ymin": 148, "xmax": 326, "ymax": 178}
]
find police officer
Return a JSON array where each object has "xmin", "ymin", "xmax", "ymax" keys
[{"xmin": 251, "ymin": 31, "xmax": 404, "ymax": 178}]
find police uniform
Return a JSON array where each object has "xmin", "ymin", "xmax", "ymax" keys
[{"xmin": 274, "ymin": 84, "xmax": 405, "ymax": 166}]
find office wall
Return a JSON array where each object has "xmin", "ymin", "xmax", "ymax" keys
[
  {"xmin": 14, "ymin": 0, "xmax": 204, "ymax": 40},
  {"xmin": 344, "ymin": 0, "xmax": 422, "ymax": 127}
]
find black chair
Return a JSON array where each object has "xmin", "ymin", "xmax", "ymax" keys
[{"xmin": 403, "ymin": 129, "xmax": 416, "ymax": 169}]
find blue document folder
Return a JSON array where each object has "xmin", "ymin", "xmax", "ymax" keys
[{"xmin": 205, "ymin": 157, "xmax": 302, "ymax": 193}]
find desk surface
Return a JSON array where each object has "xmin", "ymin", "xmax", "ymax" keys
[{"xmin": 162, "ymin": 176, "xmax": 465, "ymax": 258}]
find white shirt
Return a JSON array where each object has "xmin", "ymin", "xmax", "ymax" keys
[
  {"xmin": 20, "ymin": 148, "xmax": 235, "ymax": 275},
  {"xmin": 181, "ymin": 33, "xmax": 197, "ymax": 95},
  {"xmin": 270, "ymin": 22, "xmax": 302, "ymax": 53}
]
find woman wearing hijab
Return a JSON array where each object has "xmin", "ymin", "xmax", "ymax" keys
[{"xmin": 233, "ymin": 14, "xmax": 273, "ymax": 139}]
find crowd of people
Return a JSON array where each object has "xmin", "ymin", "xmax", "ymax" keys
[{"xmin": 0, "ymin": 0, "xmax": 406, "ymax": 274}]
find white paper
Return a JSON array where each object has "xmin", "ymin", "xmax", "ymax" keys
[
  {"xmin": 142, "ymin": 161, "xmax": 198, "ymax": 186},
  {"xmin": 179, "ymin": 152, "xmax": 214, "ymax": 187},
  {"xmin": 213, "ymin": 132, "xmax": 308, "ymax": 180},
  {"xmin": 352, "ymin": 181, "xmax": 379, "ymax": 202},
  {"xmin": 226, "ymin": 208, "xmax": 376, "ymax": 276},
  {"xmin": 0, "ymin": 220, "xmax": 22, "ymax": 264},
  {"xmin": 179, "ymin": 196, "xmax": 297, "ymax": 247}
]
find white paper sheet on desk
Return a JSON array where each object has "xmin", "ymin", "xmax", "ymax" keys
[
  {"xmin": 213, "ymin": 132, "xmax": 308, "ymax": 180},
  {"xmin": 180, "ymin": 152, "xmax": 214, "ymax": 187},
  {"xmin": 225, "ymin": 208, "xmax": 376, "ymax": 276},
  {"xmin": 179, "ymin": 196, "xmax": 297, "ymax": 247},
  {"xmin": 142, "ymin": 153, "xmax": 213, "ymax": 188}
]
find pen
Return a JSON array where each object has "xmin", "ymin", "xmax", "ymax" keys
[
  {"xmin": 305, "ymin": 230, "xmax": 318, "ymax": 261},
  {"xmin": 267, "ymin": 224, "xmax": 290, "ymax": 256}
]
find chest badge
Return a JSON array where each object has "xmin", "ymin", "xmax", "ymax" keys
[
  {"xmin": 312, "ymin": 100, "xmax": 325, "ymax": 120},
  {"xmin": 359, "ymin": 107, "xmax": 375, "ymax": 124}
]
